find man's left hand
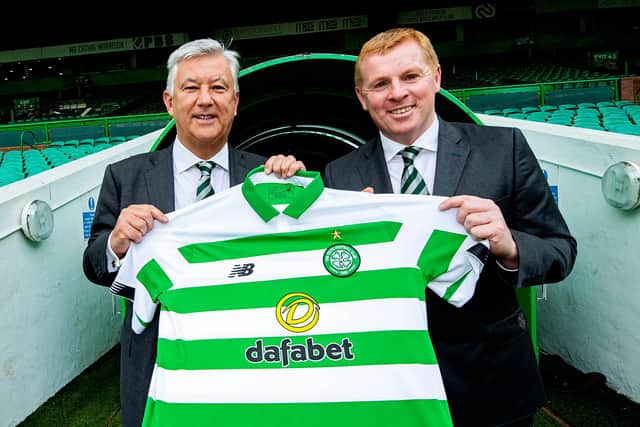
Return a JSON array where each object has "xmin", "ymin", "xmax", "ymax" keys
[
  {"xmin": 264, "ymin": 154, "xmax": 306, "ymax": 177},
  {"xmin": 440, "ymin": 195, "xmax": 518, "ymax": 269}
]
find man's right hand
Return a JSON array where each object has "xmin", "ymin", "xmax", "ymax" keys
[{"xmin": 110, "ymin": 204, "xmax": 168, "ymax": 258}]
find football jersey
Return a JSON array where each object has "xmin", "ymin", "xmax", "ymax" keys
[{"xmin": 113, "ymin": 167, "xmax": 488, "ymax": 427}]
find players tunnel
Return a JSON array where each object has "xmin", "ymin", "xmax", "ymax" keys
[{"xmin": 151, "ymin": 53, "xmax": 480, "ymax": 172}]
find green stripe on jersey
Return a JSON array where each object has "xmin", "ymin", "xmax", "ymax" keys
[
  {"xmin": 417, "ymin": 230, "xmax": 467, "ymax": 280},
  {"xmin": 155, "ymin": 330, "xmax": 435, "ymax": 370},
  {"xmin": 160, "ymin": 268, "xmax": 424, "ymax": 314},
  {"xmin": 142, "ymin": 399, "xmax": 453, "ymax": 427},
  {"xmin": 178, "ymin": 221, "xmax": 401, "ymax": 263},
  {"xmin": 443, "ymin": 270, "xmax": 470, "ymax": 302},
  {"xmin": 137, "ymin": 259, "xmax": 174, "ymax": 302}
]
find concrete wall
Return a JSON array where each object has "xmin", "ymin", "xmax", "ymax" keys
[
  {"xmin": 0, "ymin": 131, "xmax": 158, "ymax": 427},
  {"xmin": 478, "ymin": 114, "xmax": 640, "ymax": 403}
]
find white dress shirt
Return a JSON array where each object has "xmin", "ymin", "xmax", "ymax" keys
[
  {"xmin": 380, "ymin": 117, "xmax": 439, "ymax": 195},
  {"xmin": 172, "ymin": 138, "xmax": 230, "ymax": 210}
]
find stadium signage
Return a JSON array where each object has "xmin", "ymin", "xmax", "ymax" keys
[
  {"xmin": 214, "ymin": 15, "xmax": 367, "ymax": 41},
  {"xmin": 0, "ymin": 33, "xmax": 189, "ymax": 64}
]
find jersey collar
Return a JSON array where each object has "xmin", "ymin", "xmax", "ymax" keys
[{"xmin": 242, "ymin": 166, "xmax": 324, "ymax": 222}]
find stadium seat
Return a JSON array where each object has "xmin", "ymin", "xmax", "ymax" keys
[
  {"xmin": 611, "ymin": 124, "xmax": 640, "ymax": 136},
  {"xmin": 79, "ymin": 138, "xmax": 95, "ymax": 146},
  {"xmin": 547, "ymin": 117, "xmax": 573, "ymax": 126},
  {"xmin": 502, "ymin": 108, "xmax": 521, "ymax": 116},
  {"xmin": 596, "ymin": 101, "xmax": 615, "ymax": 108}
]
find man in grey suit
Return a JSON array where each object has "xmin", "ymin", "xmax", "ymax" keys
[
  {"xmin": 83, "ymin": 39, "xmax": 304, "ymax": 427},
  {"xmin": 324, "ymin": 28, "xmax": 577, "ymax": 427}
]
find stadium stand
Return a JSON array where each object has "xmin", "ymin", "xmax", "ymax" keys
[{"xmin": 478, "ymin": 101, "xmax": 640, "ymax": 135}]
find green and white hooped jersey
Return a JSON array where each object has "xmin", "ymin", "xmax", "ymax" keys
[{"xmin": 113, "ymin": 167, "xmax": 488, "ymax": 427}]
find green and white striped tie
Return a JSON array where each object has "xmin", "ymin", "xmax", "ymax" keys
[
  {"xmin": 196, "ymin": 160, "xmax": 215, "ymax": 201},
  {"xmin": 400, "ymin": 146, "xmax": 430, "ymax": 195}
]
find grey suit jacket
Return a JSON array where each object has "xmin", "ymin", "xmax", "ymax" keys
[
  {"xmin": 324, "ymin": 119, "xmax": 577, "ymax": 426},
  {"xmin": 82, "ymin": 143, "xmax": 266, "ymax": 427}
]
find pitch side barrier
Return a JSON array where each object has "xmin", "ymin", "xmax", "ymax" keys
[{"xmin": 0, "ymin": 112, "xmax": 170, "ymax": 149}]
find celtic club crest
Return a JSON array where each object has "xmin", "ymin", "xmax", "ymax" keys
[{"xmin": 323, "ymin": 244, "xmax": 361, "ymax": 277}]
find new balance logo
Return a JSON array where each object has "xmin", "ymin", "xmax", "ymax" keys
[{"xmin": 228, "ymin": 263, "xmax": 255, "ymax": 278}]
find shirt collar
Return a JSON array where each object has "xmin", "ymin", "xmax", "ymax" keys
[
  {"xmin": 381, "ymin": 115, "xmax": 440, "ymax": 162},
  {"xmin": 241, "ymin": 166, "xmax": 324, "ymax": 222},
  {"xmin": 173, "ymin": 138, "xmax": 229, "ymax": 173}
]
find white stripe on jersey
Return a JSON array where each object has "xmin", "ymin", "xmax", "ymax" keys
[
  {"xmin": 149, "ymin": 364, "xmax": 446, "ymax": 403},
  {"xmin": 158, "ymin": 298, "xmax": 428, "ymax": 341}
]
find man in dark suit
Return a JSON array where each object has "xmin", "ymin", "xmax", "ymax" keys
[
  {"xmin": 324, "ymin": 28, "xmax": 577, "ymax": 427},
  {"xmin": 83, "ymin": 39, "xmax": 304, "ymax": 427}
]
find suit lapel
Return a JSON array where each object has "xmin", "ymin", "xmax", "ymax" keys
[
  {"xmin": 229, "ymin": 147, "xmax": 251, "ymax": 186},
  {"xmin": 358, "ymin": 136, "xmax": 393, "ymax": 193},
  {"xmin": 433, "ymin": 120, "xmax": 469, "ymax": 196},
  {"xmin": 144, "ymin": 147, "xmax": 175, "ymax": 213}
]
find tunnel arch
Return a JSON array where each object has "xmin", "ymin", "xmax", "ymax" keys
[{"xmin": 153, "ymin": 53, "xmax": 480, "ymax": 172}]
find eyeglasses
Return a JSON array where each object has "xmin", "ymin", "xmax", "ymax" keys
[{"xmin": 361, "ymin": 70, "xmax": 430, "ymax": 95}]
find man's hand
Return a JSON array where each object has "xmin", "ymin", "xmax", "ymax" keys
[
  {"xmin": 264, "ymin": 154, "xmax": 306, "ymax": 178},
  {"xmin": 110, "ymin": 204, "xmax": 168, "ymax": 258},
  {"xmin": 439, "ymin": 195, "xmax": 518, "ymax": 268}
]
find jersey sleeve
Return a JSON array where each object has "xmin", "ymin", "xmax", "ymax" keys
[
  {"xmin": 113, "ymin": 242, "xmax": 173, "ymax": 334},
  {"xmin": 417, "ymin": 229, "xmax": 489, "ymax": 308},
  {"xmin": 131, "ymin": 259, "xmax": 174, "ymax": 334}
]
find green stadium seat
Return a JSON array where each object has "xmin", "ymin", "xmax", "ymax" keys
[
  {"xmin": 615, "ymin": 100, "xmax": 633, "ymax": 107},
  {"xmin": 551, "ymin": 110, "xmax": 575, "ymax": 118},
  {"xmin": 521, "ymin": 107, "xmax": 539, "ymax": 114},
  {"xmin": 502, "ymin": 108, "xmax": 521, "ymax": 116},
  {"xmin": 596, "ymin": 101, "xmax": 615, "ymax": 108},
  {"xmin": 110, "ymin": 136, "xmax": 126, "ymax": 144},
  {"xmin": 611, "ymin": 124, "xmax": 640, "ymax": 136},
  {"xmin": 79, "ymin": 138, "xmax": 95, "ymax": 146},
  {"xmin": 126, "ymin": 135, "xmax": 141, "ymax": 141},
  {"xmin": 547, "ymin": 117, "xmax": 573, "ymax": 126},
  {"xmin": 540, "ymin": 105, "xmax": 558, "ymax": 112},
  {"xmin": 575, "ymin": 123, "xmax": 605, "ymax": 131},
  {"xmin": 25, "ymin": 163, "xmax": 51, "ymax": 176},
  {"xmin": 527, "ymin": 111, "xmax": 550, "ymax": 121}
]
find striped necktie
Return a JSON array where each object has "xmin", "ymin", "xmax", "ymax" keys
[
  {"xmin": 196, "ymin": 160, "xmax": 215, "ymax": 201},
  {"xmin": 400, "ymin": 146, "xmax": 430, "ymax": 195}
]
